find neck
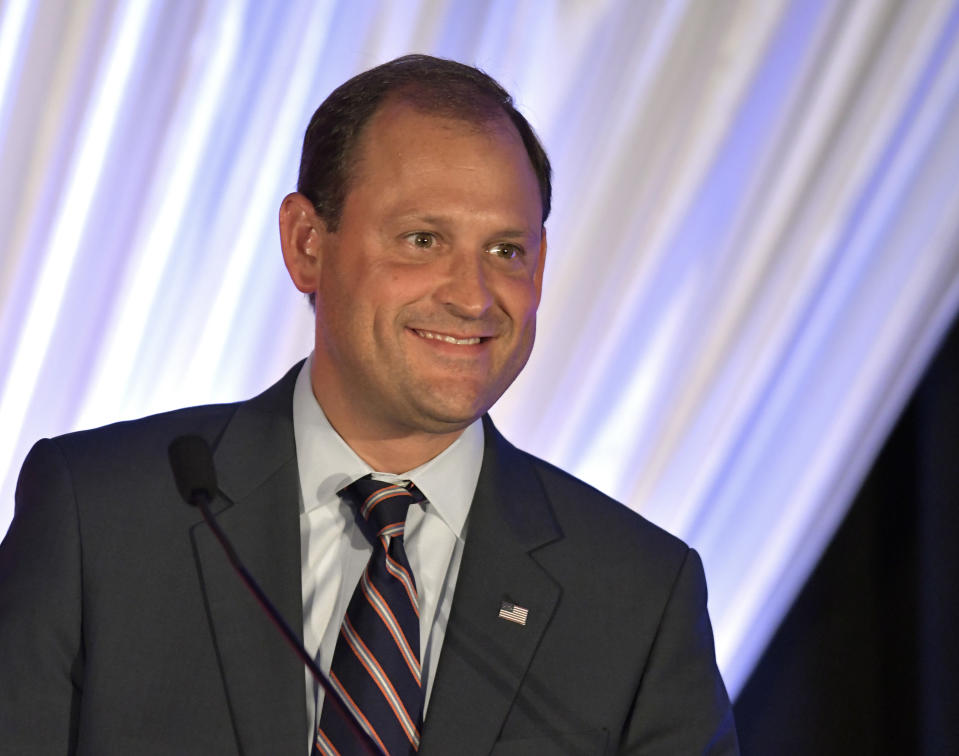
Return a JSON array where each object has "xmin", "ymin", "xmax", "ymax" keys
[
  {"xmin": 340, "ymin": 430, "xmax": 463, "ymax": 474},
  {"xmin": 310, "ymin": 383, "xmax": 467, "ymax": 475}
]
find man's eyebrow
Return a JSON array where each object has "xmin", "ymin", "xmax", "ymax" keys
[
  {"xmin": 397, "ymin": 214, "xmax": 536, "ymax": 238},
  {"xmin": 402, "ymin": 214, "xmax": 446, "ymax": 227},
  {"xmin": 492, "ymin": 228, "xmax": 534, "ymax": 239}
]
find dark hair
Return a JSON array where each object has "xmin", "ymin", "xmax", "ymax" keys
[{"xmin": 297, "ymin": 54, "xmax": 552, "ymax": 233}]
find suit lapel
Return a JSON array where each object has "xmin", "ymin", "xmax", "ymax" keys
[
  {"xmin": 192, "ymin": 364, "xmax": 308, "ymax": 754},
  {"xmin": 420, "ymin": 418, "xmax": 562, "ymax": 755}
]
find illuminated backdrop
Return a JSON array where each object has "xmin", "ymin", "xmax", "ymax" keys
[{"xmin": 2, "ymin": 0, "xmax": 958, "ymax": 697}]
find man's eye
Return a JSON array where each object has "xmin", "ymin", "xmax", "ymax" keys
[
  {"xmin": 488, "ymin": 243, "xmax": 521, "ymax": 259},
  {"xmin": 408, "ymin": 232, "xmax": 435, "ymax": 248}
]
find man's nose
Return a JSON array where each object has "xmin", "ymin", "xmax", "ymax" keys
[{"xmin": 437, "ymin": 251, "xmax": 493, "ymax": 318}]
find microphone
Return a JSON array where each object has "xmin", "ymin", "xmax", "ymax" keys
[
  {"xmin": 168, "ymin": 435, "xmax": 381, "ymax": 755},
  {"xmin": 168, "ymin": 434, "xmax": 217, "ymax": 504}
]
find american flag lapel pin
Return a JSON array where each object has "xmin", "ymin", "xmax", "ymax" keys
[{"xmin": 498, "ymin": 600, "xmax": 529, "ymax": 627}]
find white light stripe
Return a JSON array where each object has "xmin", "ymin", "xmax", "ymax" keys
[
  {"xmin": 180, "ymin": 1, "xmax": 323, "ymax": 402},
  {"xmin": 0, "ymin": 0, "xmax": 32, "ymax": 137},
  {"xmin": 342, "ymin": 618, "xmax": 420, "ymax": 747},
  {"xmin": 360, "ymin": 571, "xmax": 421, "ymax": 682},
  {"xmin": 384, "ymin": 553, "xmax": 419, "ymax": 614},
  {"xmin": 0, "ymin": 0, "xmax": 151, "ymax": 501},
  {"xmin": 73, "ymin": 2, "xmax": 243, "ymax": 429}
]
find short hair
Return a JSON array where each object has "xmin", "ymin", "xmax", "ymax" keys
[{"xmin": 297, "ymin": 54, "xmax": 552, "ymax": 233}]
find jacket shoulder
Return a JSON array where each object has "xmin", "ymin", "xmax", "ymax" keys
[
  {"xmin": 52, "ymin": 401, "xmax": 239, "ymax": 461},
  {"xmin": 520, "ymin": 447, "xmax": 690, "ymax": 565},
  {"xmin": 47, "ymin": 361, "xmax": 302, "ymax": 468}
]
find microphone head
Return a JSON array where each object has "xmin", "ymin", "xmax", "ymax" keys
[{"xmin": 168, "ymin": 435, "xmax": 218, "ymax": 505}]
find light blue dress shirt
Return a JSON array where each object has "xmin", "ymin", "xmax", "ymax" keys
[{"xmin": 292, "ymin": 356, "xmax": 484, "ymax": 749}]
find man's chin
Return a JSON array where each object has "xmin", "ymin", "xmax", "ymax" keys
[
  {"xmin": 407, "ymin": 406, "xmax": 485, "ymax": 435},
  {"xmin": 405, "ymin": 392, "xmax": 495, "ymax": 435}
]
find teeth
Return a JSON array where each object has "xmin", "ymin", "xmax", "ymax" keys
[{"xmin": 415, "ymin": 329, "xmax": 481, "ymax": 345}]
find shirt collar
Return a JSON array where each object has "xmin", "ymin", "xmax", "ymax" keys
[{"xmin": 292, "ymin": 355, "xmax": 482, "ymax": 540}]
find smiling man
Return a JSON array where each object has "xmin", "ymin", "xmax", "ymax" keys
[
  {"xmin": 281, "ymin": 96, "xmax": 546, "ymax": 471},
  {"xmin": 0, "ymin": 56, "xmax": 738, "ymax": 755}
]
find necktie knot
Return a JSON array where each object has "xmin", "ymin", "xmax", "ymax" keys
[{"xmin": 341, "ymin": 474, "xmax": 425, "ymax": 539}]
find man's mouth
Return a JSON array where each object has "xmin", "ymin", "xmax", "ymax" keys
[{"xmin": 413, "ymin": 328, "xmax": 484, "ymax": 346}]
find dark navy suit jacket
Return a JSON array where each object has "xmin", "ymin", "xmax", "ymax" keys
[{"xmin": 0, "ymin": 363, "xmax": 738, "ymax": 754}]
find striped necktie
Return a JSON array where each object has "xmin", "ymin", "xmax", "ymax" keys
[{"xmin": 314, "ymin": 475, "xmax": 426, "ymax": 756}]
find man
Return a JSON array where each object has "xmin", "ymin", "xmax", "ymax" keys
[{"xmin": 0, "ymin": 55, "xmax": 738, "ymax": 754}]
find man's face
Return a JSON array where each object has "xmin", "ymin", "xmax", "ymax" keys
[{"xmin": 309, "ymin": 100, "xmax": 546, "ymax": 440}]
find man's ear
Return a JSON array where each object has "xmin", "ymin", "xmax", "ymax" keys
[{"xmin": 279, "ymin": 192, "xmax": 324, "ymax": 293}]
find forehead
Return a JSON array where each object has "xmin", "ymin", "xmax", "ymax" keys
[{"xmin": 345, "ymin": 101, "xmax": 541, "ymax": 218}]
